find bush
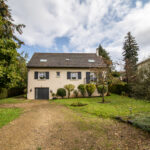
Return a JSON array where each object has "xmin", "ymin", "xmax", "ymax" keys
[
  {"xmin": 97, "ymin": 85, "xmax": 107, "ymax": 95},
  {"xmin": 73, "ymin": 90, "xmax": 78, "ymax": 98},
  {"xmin": 64, "ymin": 84, "xmax": 75, "ymax": 98},
  {"xmin": 111, "ymin": 71, "xmax": 120, "ymax": 77},
  {"xmin": 78, "ymin": 84, "xmax": 86, "ymax": 97},
  {"xmin": 0, "ymin": 88, "xmax": 8, "ymax": 99},
  {"xmin": 86, "ymin": 84, "xmax": 96, "ymax": 97},
  {"xmin": 57, "ymin": 88, "xmax": 66, "ymax": 98},
  {"xmin": 109, "ymin": 82, "xmax": 129, "ymax": 95}
]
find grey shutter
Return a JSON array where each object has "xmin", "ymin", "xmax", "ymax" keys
[
  {"xmin": 46, "ymin": 72, "xmax": 49, "ymax": 79},
  {"xmin": 67, "ymin": 72, "xmax": 71, "ymax": 79},
  {"xmin": 34, "ymin": 72, "xmax": 38, "ymax": 79},
  {"xmin": 86, "ymin": 72, "xmax": 90, "ymax": 84},
  {"xmin": 78, "ymin": 72, "xmax": 81, "ymax": 79}
]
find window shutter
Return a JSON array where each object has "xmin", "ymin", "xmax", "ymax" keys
[
  {"xmin": 46, "ymin": 72, "xmax": 49, "ymax": 79},
  {"xmin": 78, "ymin": 72, "xmax": 81, "ymax": 79},
  {"xmin": 86, "ymin": 72, "xmax": 90, "ymax": 84},
  {"xmin": 34, "ymin": 72, "xmax": 38, "ymax": 79},
  {"xmin": 67, "ymin": 72, "xmax": 71, "ymax": 79}
]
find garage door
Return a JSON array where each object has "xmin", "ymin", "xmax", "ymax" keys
[{"xmin": 35, "ymin": 88, "xmax": 49, "ymax": 100}]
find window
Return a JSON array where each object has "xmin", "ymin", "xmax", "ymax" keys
[
  {"xmin": 71, "ymin": 72, "xmax": 78, "ymax": 80},
  {"xmin": 34, "ymin": 72, "xmax": 49, "ymax": 80},
  {"xmin": 40, "ymin": 59, "xmax": 47, "ymax": 62},
  {"xmin": 90, "ymin": 72, "xmax": 96, "ymax": 82},
  {"xmin": 38, "ymin": 72, "xmax": 46, "ymax": 79},
  {"xmin": 88, "ymin": 59, "xmax": 95, "ymax": 62},
  {"xmin": 56, "ymin": 72, "xmax": 60, "ymax": 77}
]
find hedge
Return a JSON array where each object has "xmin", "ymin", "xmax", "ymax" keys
[
  {"xmin": 0, "ymin": 88, "xmax": 25, "ymax": 99},
  {"xmin": 109, "ymin": 83, "xmax": 129, "ymax": 95}
]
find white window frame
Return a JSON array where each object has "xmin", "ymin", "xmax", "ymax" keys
[
  {"xmin": 38, "ymin": 72, "xmax": 46, "ymax": 80},
  {"xmin": 71, "ymin": 72, "xmax": 78, "ymax": 80}
]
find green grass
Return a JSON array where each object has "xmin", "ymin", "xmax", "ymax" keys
[
  {"xmin": 0, "ymin": 96, "xmax": 30, "ymax": 105},
  {"xmin": 54, "ymin": 94, "xmax": 150, "ymax": 118},
  {"xmin": 0, "ymin": 108, "xmax": 22, "ymax": 128}
]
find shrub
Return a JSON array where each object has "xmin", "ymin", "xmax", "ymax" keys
[
  {"xmin": 64, "ymin": 84, "xmax": 75, "ymax": 98},
  {"xmin": 0, "ymin": 88, "xmax": 8, "ymax": 99},
  {"xmin": 73, "ymin": 90, "xmax": 78, "ymax": 98},
  {"xmin": 86, "ymin": 83, "xmax": 96, "ymax": 97},
  {"xmin": 97, "ymin": 85, "xmax": 107, "ymax": 95},
  {"xmin": 109, "ymin": 82, "xmax": 129, "ymax": 95},
  {"xmin": 111, "ymin": 71, "xmax": 120, "ymax": 77},
  {"xmin": 57, "ymin": 88, "xmax": 66, "ymax": 98},
  {"xmin": 78, "ymin": 84, "xmax": 86, "ymax": 97}
]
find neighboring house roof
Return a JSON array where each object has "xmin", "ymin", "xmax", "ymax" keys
[
  {"xmin": 137, "ymin": 58, "xmax": 150, "ymax": 66},
  {"xmin": 27, "ymin": 53, "xmax": 107, "ymax": 68}
]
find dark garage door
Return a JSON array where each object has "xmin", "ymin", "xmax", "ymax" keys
[{"xmin": 35, "ymin": 88, "xmax": 49, "ymax": 100}]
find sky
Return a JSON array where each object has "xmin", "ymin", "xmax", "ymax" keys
[{"xmin": 7, "ymin": 0, "xmax": 150, "ymax": 70}]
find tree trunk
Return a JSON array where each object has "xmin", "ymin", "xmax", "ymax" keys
[{"xmin": 102, "ymin": 84, "xmax": 105, "ymax": 103}]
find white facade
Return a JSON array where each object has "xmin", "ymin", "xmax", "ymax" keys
[{"xmin": 27, "ymin": 68, "xmax": 99, "ymax": 99}]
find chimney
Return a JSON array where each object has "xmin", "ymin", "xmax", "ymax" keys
[{"xmin": 96, "ymin": 48, "xmax": 99, "ymax": 56}]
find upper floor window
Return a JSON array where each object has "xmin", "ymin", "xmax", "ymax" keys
[
  {"xmin": 34, "ymin": 72, "xmax": 49, "ymax": 80},
  {"xmin": 56, "ymin": 72, "xmax": 60, "ymax": 77},
  {"xmin": 71, "ymin": 72, "xmax": 78, "ymax": 80},
  {"xmin": 67, "ymin": 72, "xmax": 81, "ymax": 80}
]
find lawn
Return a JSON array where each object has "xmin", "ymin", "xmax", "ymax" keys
[
  {"xmin": 0, "ymin": 96, "xmax": 30, "ymax": 105},
  {"xmin": 0, "ymin": 108, "xmax": 22, "ymax": 128},
  {"xmin": 54, "ymin": 94, "xmax": 150, "ymax": 118},
  {"xmin": 0, "ymin": 96, "xmax": 30, "ymax": 128}
]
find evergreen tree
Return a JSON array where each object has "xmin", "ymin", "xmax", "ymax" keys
[
  {"xmin": 123, "ymin": 32, "xmax": 139, "ymax": 84},
  {"xmin": 97, "ymin": 44, "xmax": 110, "ymax": 60}
]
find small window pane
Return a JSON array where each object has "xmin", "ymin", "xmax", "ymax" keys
[{"xmin": 56, "ymin": 72, "xmax": 60, "ymax": 77}]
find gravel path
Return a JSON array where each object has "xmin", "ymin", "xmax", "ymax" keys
[{"xmin": 0, "ymin": 100, "xmax": 150, "ymax": 150}]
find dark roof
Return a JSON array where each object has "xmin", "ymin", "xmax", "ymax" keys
[{"xmin": 27, "ymin": 53, "xmax": 107, "ymax": 68}]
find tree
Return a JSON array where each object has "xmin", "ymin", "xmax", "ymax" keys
[
  {"xmin": 64, "ymin": 84, "xmax": 75, "ymax": 98},
  {"xmin": 0, "ymin": 0, "xmax": 25, "ymax": 88},
  {"xmin": 97, "ymin": 45, "xmax": 110, "ymax": 60},
  {"xmin": 123, "ymin": 32, "xmax": 139, "ymax": 84},
  {"xmin": 0, "ymin": 0, "xmax": 25, "ymax": 44}
]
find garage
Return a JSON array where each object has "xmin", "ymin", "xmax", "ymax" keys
[{"xmin": 35, "ymin": 88, "xmax": 49, "ymax": 100}]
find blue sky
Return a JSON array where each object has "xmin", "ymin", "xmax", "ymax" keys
[{"xmin": 8, "ymin": 0, "xmax": 150, "ymax": 69}]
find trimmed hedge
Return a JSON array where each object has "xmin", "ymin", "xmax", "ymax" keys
[
  {"xmin": 0, "ymin": 88, "xmax": 25, "ymax": 99},
  {"xmin": 109, "ymin": 83, "xmax": 129, "ymax": 95}
]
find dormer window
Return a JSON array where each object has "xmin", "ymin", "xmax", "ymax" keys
[
  {"xmin": 88, "ymin": 59, "xmax": 95, "ymax": 62},
  {"xmin": 40, "ymin": 59, "xmax": 47, "ymax": 62}
]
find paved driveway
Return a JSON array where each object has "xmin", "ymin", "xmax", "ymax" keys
[{"xmin": 0, "ymin": 100, "xmax": 150, "ymax": 150}]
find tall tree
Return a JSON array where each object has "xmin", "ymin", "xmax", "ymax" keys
[
  {"xmin": 97, "ymin": 45, "xmax": 110, "ymax": 60},
  {"xmin": 0, "ymin": 0, "xmax": 25, "ymax": 88},
  {"xmin": 123, "ymin": 32, "xmax": 139, "ymax": 84}
]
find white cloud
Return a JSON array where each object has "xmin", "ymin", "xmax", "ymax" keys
[{"xmin": 7, "ymin": 0, "xmax": 150, "ymax": 66}]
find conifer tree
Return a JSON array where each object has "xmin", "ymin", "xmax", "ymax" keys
[{"xmin": 123, "ymin": 32, "xmax": 139, "ymax": 83}]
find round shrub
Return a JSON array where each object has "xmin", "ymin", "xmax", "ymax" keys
[
  {"xmin": 57, "ymin": 88, "xmax": 66, "ymax": 98},
  {"xmin": 86, "ymin": 83, "xmax": 96, "ymax": 97},
  {"xmin": 78, "ymin": 84, "xmax": 86, "ymax": 97},
  {"xmin": 97, "ymin": 85, "xmax": 107, "ymax": 95}
]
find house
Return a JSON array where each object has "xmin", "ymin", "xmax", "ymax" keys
[
  {"xmin": 137, "ymin": 57, "xmax": 150, "ymax": 71},
  {"xmin": 27, "ymin": 51, "xmax": 107, "ymax": 99}
]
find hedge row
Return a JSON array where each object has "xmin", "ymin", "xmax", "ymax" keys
[
  {"xmin": 109, "ymin": 83, "xmax": 130, "ymax": 95},
  {"xmin": 0, "ymin": 88, "xmax": 25, "ymax": 99}
]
